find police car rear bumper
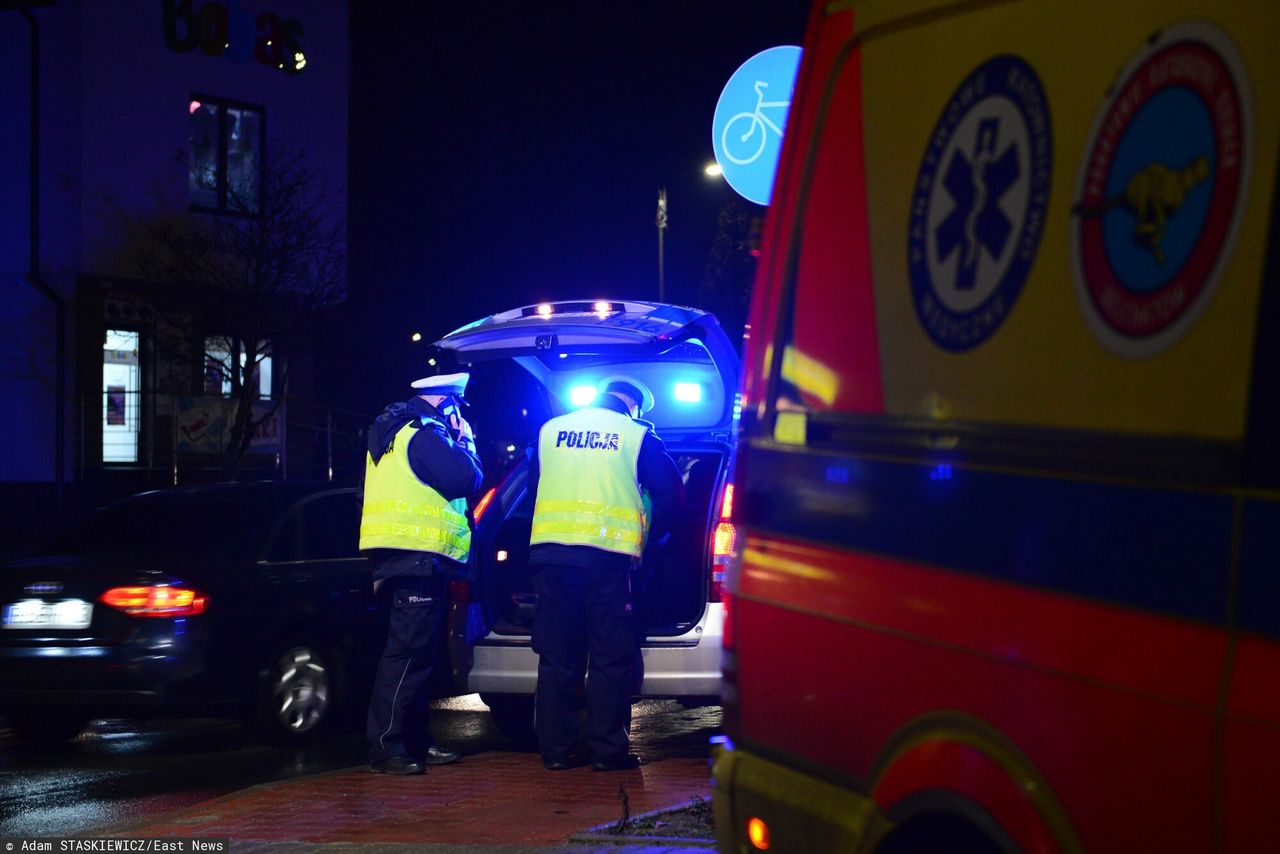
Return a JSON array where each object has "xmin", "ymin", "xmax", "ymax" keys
[{"xmin": 467, "ymin": 603, "xmax": 724, "ymax": 699}]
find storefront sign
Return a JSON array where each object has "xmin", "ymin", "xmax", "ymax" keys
[
  {"xmin": 162, "ymin": 0, "xmax": 306, "ymax": 74},
  {"xmin": 177, "ymin": 397, "xmax": 283, "ymax": 455}
]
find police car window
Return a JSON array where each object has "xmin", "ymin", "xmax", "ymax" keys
[{"xmin": 544, "ymin": 349, "xmax": 727, "ymax": 430}]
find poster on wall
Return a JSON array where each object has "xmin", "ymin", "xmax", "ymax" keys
[
  {"xmin": 249, "ymin": 404, "xmax": 283, "ymax": 454},
  {"xmin": 106, "ymin": 386, "xmax": 127, "ymax": 426},
  {"xmin": 176, "ymin": 397, "xmax": 227, "ymax": 454},
  {"xmin": 176, "ymin": 397, "xmax": 283, "ymax": 456}
]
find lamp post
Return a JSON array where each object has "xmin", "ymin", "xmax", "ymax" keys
[
  {"xmin": 656, "ymin": 186, "xmax": 668, "ymax": 303},
  {"xmin": 654, "ymin": 163, "xmax": 725, "ymax": 304}
]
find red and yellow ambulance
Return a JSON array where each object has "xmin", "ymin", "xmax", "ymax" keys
[{"xmin": 713, "ymin": 1, "xmax": 1280, "ymax": 851}]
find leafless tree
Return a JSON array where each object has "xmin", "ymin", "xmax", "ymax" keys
[
  {"xmin": 108, "ymin": 144, "xmax": 346, "ymax": 477},
  {"xmin": 698, "ymin": 196, "xmax": 758, "ymax": 350}
]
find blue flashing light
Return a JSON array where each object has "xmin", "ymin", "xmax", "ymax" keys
[
  {"xmin": 570, "ymin": 385, "xmax": 597, "ymax": 407},
  {"xmin": 674, "ymin": 382, "xmax": 703, "ymax": 403}
]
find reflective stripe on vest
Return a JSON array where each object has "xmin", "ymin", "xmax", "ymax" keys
[
  {"xmin": 359, "ymin": 421, "xmax": 471, "ymax": 561},
  {"xmin": 530, "ymin": 408, "xmax": 649, "ymax": 557}
]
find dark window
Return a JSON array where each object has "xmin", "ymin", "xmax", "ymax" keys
[
  {"xmin": 263, "ymin": 510, "xmax": 302, "ymax": 563},
  {"xmin": 189, "ymin": 95, "xmax": 264, "ymax": 215},
  {"xmin": 204, "ymin": 336, "xmax": 272, "ymax": 400},
  {"xmin": 299, "ymin": 493, "xmax": 361, "ymax": 561}
]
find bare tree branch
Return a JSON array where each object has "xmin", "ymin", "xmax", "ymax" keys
[{"xmin": 100, "ymin": 142, "xmax": 346, "ymax": 478}]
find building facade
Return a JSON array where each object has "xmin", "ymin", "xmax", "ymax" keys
[{"xmin": 0, "ymin": 0, "xmax": 350, "ymax": 547}]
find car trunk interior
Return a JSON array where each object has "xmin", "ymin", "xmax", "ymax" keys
[{"xmin": 480, "ymin": 447, "xmax": 726, "ymax": 639}]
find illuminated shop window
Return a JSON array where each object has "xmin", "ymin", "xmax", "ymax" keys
[
  {"xmin": 189, "ymin": 95, "xmax": 264, "ymax": 214},
  {"xmin": 204, "ymin": 336, "xmax": 272, "ymax": 400},
  {"xmin": 103, "ymin": 329, "xmax": 140, "ymax": 464}
]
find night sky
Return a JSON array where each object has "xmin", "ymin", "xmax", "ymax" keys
[{"xmin": 336, "ymin": 1, "xmax": 811, "ymax": 415}]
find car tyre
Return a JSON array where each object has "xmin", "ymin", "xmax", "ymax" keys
[
  {"xmin": 255, "ymin": 639, "xmax": 340, "ymax": 746},
  {"xmin": 5, "ymin": 711, "xmax": 93, "ymax": 744},
  {"xmin": 482, "ymin": 693, "xmax": 537, "ymax": 744}
]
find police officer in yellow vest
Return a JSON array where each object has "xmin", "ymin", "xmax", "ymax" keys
[
  {"xmin": 528, "ymin": 379, "xmax": 682, "ymax": 771},
  {"xmin": 360, "ymin": 372, "xmax": 482, "ymax": 775}
]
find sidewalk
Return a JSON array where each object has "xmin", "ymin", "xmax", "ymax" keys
[{"xmin": 107, "ymin": 749, "xmax": 717, "ymax": 853}]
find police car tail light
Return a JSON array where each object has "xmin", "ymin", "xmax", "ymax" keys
[
  {"xmin": 719, "ymin": 482, "xmax": 735, "ymax": 519},
  {"xmin": 473, "ymin": 487, "xmax": 497, "ymax": 523},
  {"xmin": 710, "ymin": 482, "xmax": 736, "ymax": 601},
  {"xmin": 100, "ymin": 585, "xmax": 207, "ymax": 617}
]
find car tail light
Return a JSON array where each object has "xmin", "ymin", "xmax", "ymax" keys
[
  {"xmin": 709, "ymin": 482, "xmax": 736, "ymax": 601},
  {"xmin": 449, "ymin": 580, "xmax": 471, "ymax": 604},
  {"xmin": 715, "ymin": 472, "xmax": 741, "ymax": 738},
  {"xmin": 719, "ymin": 482, "xmax": 735, "ymax": 519},
  {"xmin": 473, "ymin": 487, "xmax": 497, "ymax": 523},
  {"xmin": 100, "ymin": 585, "xmax": 207, "ymax": 617}
]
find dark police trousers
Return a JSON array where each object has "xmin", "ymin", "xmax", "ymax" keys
[
  {"xmin": 367, "ymin": 574, "xmax": 446, "ymax": 763},
  {"xmin": 532, "ymin": 563, "xmax": 635, "ymax": 762}
]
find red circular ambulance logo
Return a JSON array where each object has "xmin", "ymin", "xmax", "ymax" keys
[{"xmin": 1070, "ymin": 22, "xmax": 1251, "ymax": 358}]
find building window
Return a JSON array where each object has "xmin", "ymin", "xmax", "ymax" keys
[
  {"xmin": 204, "ymin": 336, "xmax": 272, "ymax": 400},
  {"xmin": 103, "ymin": 329, "xmax": 140, "ymax": 464},
  {"xmin": 189, "ymin": 95, "xmax": 264, "ymax": 215}
]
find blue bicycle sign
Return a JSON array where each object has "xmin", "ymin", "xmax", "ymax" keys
[
  {"xmin": 721, "ymin": 81, "xmax": 791, "ymax": 166},
  {"xmin": 712, "ymin": 45, "xmax": 802, "ymax": 206}
]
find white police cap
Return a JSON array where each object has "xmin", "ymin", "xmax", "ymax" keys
[
  {"xmin": 598, "ymin": 375, "xmax": 654, "ymax": 414},
  {"xmin": 410, "ymin": 372, "xmax": 470, "ymax": 395}
]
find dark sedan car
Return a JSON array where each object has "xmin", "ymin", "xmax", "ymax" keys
[{"xmin": 0, "ymin": 482, "xmax": 382, "ymax": 745}]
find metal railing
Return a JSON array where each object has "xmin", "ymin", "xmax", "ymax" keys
[{"xmin": 82, "ymin": 391, "xmax": 369, "ymax": 485}]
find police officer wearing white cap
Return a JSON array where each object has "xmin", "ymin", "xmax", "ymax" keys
[{"xmin": 359, "ymin": 372, "xmax": 482, "ymax": 775}]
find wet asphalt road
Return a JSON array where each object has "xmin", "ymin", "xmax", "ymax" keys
[{"xmin": 0, "ymin": 696, "xmax": 722, "ymax": 838}]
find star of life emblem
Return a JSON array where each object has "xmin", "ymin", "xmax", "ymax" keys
[{"xmin": 908, "ymin": 55, "xmax": 1053, "ymax": 352}]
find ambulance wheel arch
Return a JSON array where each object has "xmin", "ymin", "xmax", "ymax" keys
[{"xmin": 869, "ymin": 712, "xmax": 1084, "ymax": 854}]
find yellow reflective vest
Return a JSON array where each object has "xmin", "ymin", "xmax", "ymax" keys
[
  {"xmin": 359, "ymin": 421, "xmax": 471, "ymax": 562},
  {"xmin": 530, "ymin": 407, "xmax": 650, "ymax": 557}
]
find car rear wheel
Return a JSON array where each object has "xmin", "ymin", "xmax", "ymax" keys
[
  {"xmin": 5, "ymin": 711, "xmax": 93, "ymax": 743},
  {"xmin": 256, "ymin": 640, "xmax": 338, "ymax": 745},
  {"xmin": 482, "ymin": 693, "xmax": 536, "ymax": 744}
]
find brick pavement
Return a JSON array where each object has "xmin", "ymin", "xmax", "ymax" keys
[{"xmin": 112, "ymin": 750, "xmax": 715, "ymax": 850}]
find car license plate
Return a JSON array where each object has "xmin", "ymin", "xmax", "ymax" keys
[{"xmin": 2, "ymin": 599, "xmax": 93, "ymax": 629}]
